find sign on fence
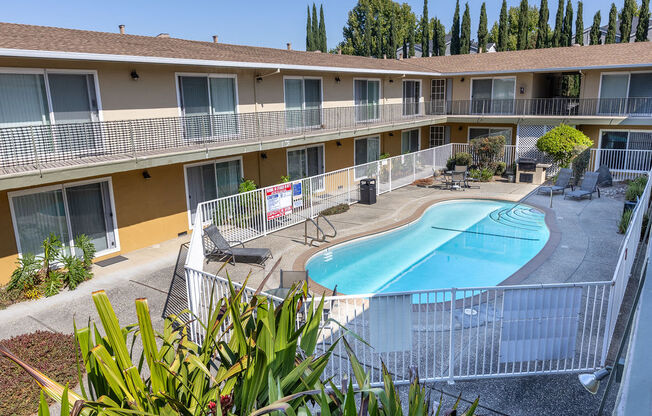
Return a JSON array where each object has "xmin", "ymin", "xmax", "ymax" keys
[
  {"xmin": 292, "ymin": 182, "xmax": 303, "ymax": 208},
  {"xmin": 266, "ymin": 183, "xmax": 293, "ymax": 220},
  {"xmin": 499, "ymin": 287, "xmax": 582, "ymax": 363}
]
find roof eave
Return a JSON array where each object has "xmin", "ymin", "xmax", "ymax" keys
[
  {"xmin": 439, "ymin": 62, "xmax": 652, "ymax": 76},
  {"xmin": 0, "ymin": 47, "xmax": 443, "ymax": 76}
]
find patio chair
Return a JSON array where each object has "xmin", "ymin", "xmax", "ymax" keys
[
  {"xmin": 447, "ymin": 170, "xmax": 466, "ymax": 190},
  {"xmin": 538, "ymin": 168, "xmax": 573, "ymax": 195},
  {"xmin": 203, "ymin": 224, "xmax": 272, "ymax": 266},
  {"xmin": 564, "ymin": 172, "xmax": 601, "ymax": 200}
]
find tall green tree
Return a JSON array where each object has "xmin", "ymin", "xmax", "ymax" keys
[
  {"xmin": 408, "ymin": 15, "xmax": 416, "ymax": 56},
  {"xmin": 312, "ymin": 4, "xmax": 319, "ymax": 49},
  {"xmin": 319, "ymin": 4, "xmax": 327, "ymax": 52},
  {"xmin": 375, "ymin": 11, "xmax": 384, "ymax": 58},
  {"xmin": 590, "ymin": 11, "xmax": 602, "ymax": 44},
  {"xmin": 478, "ymin": 3, "xmax": 488, "ymax": 52},
  {"xmin": 306, "ymin": 6, "xmax": 314, "ymax": 51},
  {"xmin": 561, "ymin": 0, "xmax": 573, "ymax": 46},
  {"xmin": 517, "ymin": 0, "xmax": 530, "ymax": 49},
  {"xmin": 536, "ymin": 0, "xmax": 550, "ymax": 48},
  {"xmin": 552, "ymin": 0, "xmax": 564, "ymax": 46},
  {"xmin": 451, "ymin": 0, "xmax": 461, "ymax": 54},
  {"xmin": 389, "ymin": 11, "xmax": 398, "ymax": 56},
  {"xmin": 421, "ymin": 0, "xmax": 430, "ymax": 56},
  {"xmin": 460, "ymin": 2, "xmax": 471, "ymax": 53},
  {"xmin": 434, "ymin": 18, "xmax": 446, "ymax": 55},
  {"xmin": 575, "ymin": 1, "xmax": 583, "ymax": 45},
  {"xmin": 364, "ymin": 5, "xmax": 373, "ymax": 56},
  {"xmin": 498, "ymin": 0, "xmax": 509, "ymax": 51},
  {"xmin": 606, "ymin": 3, "xmax": 618, "ymax": 44},
  {"xmin": 637, "ymin": 0, "xmax": 650, "ymax": 41},
  {"xmin": 619, "ymin": 0, "xmax": 636, "ymax": 43}
]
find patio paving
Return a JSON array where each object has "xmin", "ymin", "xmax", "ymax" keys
[{"xmin": 0, "ymin": 179, "xmax": 626, "ymax": 415}]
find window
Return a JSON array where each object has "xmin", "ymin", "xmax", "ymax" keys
[
  {"xmin": 284, "ymin": 77, "xmax": 322, "ymax": 129},
  {"xmin": 354, "ymin": 136, "xmax": 381, "ymax": 179},
  {"xmin": 9, "ymin": 179, "xmax": 117, "ymax": 258},
  {"xmin": 468, "ymin": 127, "xmax": 513, "ymax": 144},
  {"xmin": 600, "ymin": 130, "xmax": 652, "ymax": 172},
  {"xmin": 430, "ymin": 126, "xmax": 447, "ymax": 147},
  {"xmin": 471, "ymin": 77, "xmax": 515, "ymax": 114},
  {"xmin": 178, "ymin": 74, "xmax": 238, "ymax": 139},
  {"xmin": 185, "ymin": 158, "xmax": 242, "ymax": 224},
  {"xmin": 0, "ymin": 70, "xmax": 101, "ymax": 154},
  {"xmin": 430, "ymin": 79, "xmax": 446, "ymax": 114},
  {"xmin": 402, "ymin": 80, "xmax": 421, "ymax": 116},
  {"xmin": 354, "ymin": 79, "xmax": 380, "ymax": 122},
  {"xmin": 401, "ymin": 129, "xmax": 420, "ymax": 153},
  {"xmin": 599, "ymin": 72, "xmax": 652, "ymax": 115}
]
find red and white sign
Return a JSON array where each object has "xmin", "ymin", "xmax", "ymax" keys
[{"xmin": 265, "ymin": 183, "xmax": 293, "ymax": 220}]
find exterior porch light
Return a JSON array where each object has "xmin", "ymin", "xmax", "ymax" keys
[
  {"xmin": 578, "ymin": 367, "xmax": 611, "ymax": 394},
  {"xmin": 336, "ymin": 141, "xmax": 342, "ymax": 146},
  {"xmin": 130, "ymin": 70, "xmax": 140, "ymax": 81},
  {"xmin": 142, "ymin": 170, "xmax": 151, "ymax": 179},
  {"xmin": 335, "ymin": 77, "xmax": 341, "ymax": 84},
  {"xmin": 260, "ymin": 153, "xmax": 267, "ymax": 159}
]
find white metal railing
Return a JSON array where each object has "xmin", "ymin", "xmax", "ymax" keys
[{"xmin": 183, "ymin": 145, "xmax": 652, "ymax": 385}]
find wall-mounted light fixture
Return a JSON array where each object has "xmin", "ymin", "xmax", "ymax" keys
[
  {"xmin": 458, "ymin": 126, "xmax": 463, "ymax": 131},
  {"xmin": 130, "ymin": 70, "xmax": 140, "ymax": 81},
  {"xmin": 388, "ymin": 132, "xmax": 394, "ymax": 137},
  {"xmin": 336, "ymin": 141, "xmax": 342, "ymax": 147},
  {"xmin": 520, "ymin": 86, "xmax": 525, "ymax": 94},
  {"xmin": 335, "ymin": 77, "xmax": 341, "ymax": 84},
  {"xmin": 460, "ymin": 77, "xmax": 465, "ymax": 82},
  {"xmin": 260, "ymin": 152, "xmax": 267, "ymax": 159},
  {"xmin": 142, "ymin": 170, "xmax": 151, "ymax": 179},
  {"xmin": 256, "ymin": 76, "xmax": 263, "ymax": 83},
  {"xmin": 389, "ymin": 79, "xmax": 394, "ymax": 83}
]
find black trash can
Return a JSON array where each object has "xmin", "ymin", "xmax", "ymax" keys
[{"xmin": 359, "ymin": 178, "xmax": 377, "ymax": 205}]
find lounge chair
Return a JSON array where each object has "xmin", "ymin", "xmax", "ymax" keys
[
  {"xmin": 203, "ymin": 224, "xmax": 272, "ymax": 266},
  {"xmin": 538, "ymin": 168, "xmax": 573, "ymax": 195},
  {"xmin": 564, "ymin": 172, "xmax": 601, "ymax": 200}
]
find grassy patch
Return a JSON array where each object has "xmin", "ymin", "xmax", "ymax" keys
[
  {"xmin": 0, "ymin": 331, "xmax": 80, "ymax": 415},
  {"xmin": 320, "ymin": 204, "xmax": 349, "ymax": 216}
]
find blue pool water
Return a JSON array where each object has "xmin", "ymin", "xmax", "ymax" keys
[{"xmin": 306, "ymin": 199, "xmax": 549, "ymax": 295}]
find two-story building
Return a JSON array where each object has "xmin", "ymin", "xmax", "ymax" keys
[{"xmin": 0, "ymin": 22, "xmax": 651, "ymax": 282}]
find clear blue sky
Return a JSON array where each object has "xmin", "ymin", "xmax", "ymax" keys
[{"xmin": 2, "ymin": 0, "xmax": 624, "ymax": 50}]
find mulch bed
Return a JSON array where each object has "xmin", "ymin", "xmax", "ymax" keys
[{"xmin": 0, "ymin": 331, "xmax": 80, "ymax": 416}]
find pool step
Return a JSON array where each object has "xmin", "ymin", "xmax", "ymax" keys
[{"xmin": 489, "ymin": 206, "xmax": 545, "ymax": 231}]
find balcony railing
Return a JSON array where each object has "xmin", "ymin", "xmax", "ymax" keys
[{"xmin": 1, "ymin": 97, "xmax": 652, "ymax": 174}]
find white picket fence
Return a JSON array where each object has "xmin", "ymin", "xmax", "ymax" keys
[{"xmin": 184, "ymin": 142, "xmax": 652, "ymax": 385}]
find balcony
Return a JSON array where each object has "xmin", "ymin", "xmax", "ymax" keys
[{"xmin": 0, "ymin": 97, "xmax": 650, "ymax": 178}]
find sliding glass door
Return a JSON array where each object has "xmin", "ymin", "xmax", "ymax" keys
[
  {"xmin": 354, "ymin": 136, "xmax": 380, "ymax": 179},
  {"xmin": 471, "ymin": 77, "xmax": 515, "ymax": 114},
  {"xmin": 402, "ymin": 80, "xmax": 420, "ymax": 116},
  {"xmin": 287, "ymin": 145, "xmax": 324, "ymax": 190},
  {"xmin": 186, "ymin": 158, "xmax": 243, "ymax": 224},
  {"xmin": 284, "ymin": 78, "xmax": 322, "ymax": 129},
  {"xmin": 354, "ymin": 79, "xmax": 380, "ymax": 122},
  {"xmin": 401, "ymin": 129, "xmax": 420, "ymax": 153},
  {"xmin": 178, "ymin": 75, "xmax": 238, "ymax": 140},
  {"xmin": 10, "ymin": 179, "xmax": 117, "ymax": 258}
]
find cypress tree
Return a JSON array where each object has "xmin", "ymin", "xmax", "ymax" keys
[
  {"xmin": 375, "ymin": 12, "xmax": 384, "ymax": 58},
  {"xmin": 552, "ymin": 0, "xmax": 564, "ymax": 47},
  {"xmin": 460, "ymin": 2, "xmax": 471, "ymax": 54},
  {"xmin": 389, "ymin": 13, "xmax": 398, "ymax": 58},
  {"xmin": 451, "ymin": 0, "xmax": 461, "ymax": 54},
  {"xmin": 431, "ymin": 17, "xmax": 440, "ymax": 55},
  {"xmin": 498, "ymin": 0, "xmax": 508, "ymax": 51},
  {"xmin": 590, "ymin": 11, "xmax": 602, "ymax": 45},
  {"xmin": 575, "ymin": 1, "xmax": 583, "ymax": 45},
  {"xmin": 517, "ymin": 0, "xmax": 530, "ymax": 50},
  {"xmin": 436, "ymin": 19, "xmax": 447, "ymax": 55},
  {"xmin": 619, "ymin": 0, "xmax": 635, "ymax": 43},
  {"xmin": 364, "ymin": 5, "xmax": 372, "ymax": 56},
  {"xmin": 478, "ymin": 3, "xmax": 488, "ymax": 52},
  {"xmin": 306, "ymin": 6, "xmax": 313, "ymax": 51},
  {"xmin": 562, "ymin": 0, "xmax": 573, "ymax": 46},
  {"xmin": 319, "ymin": 4, "xmax": 327, "ymax": 52},
  {"xmin": 537, "ymin": 0, "xmax": 550, "ymax": 48},
  {"xmin": 421, "ymin": 0, "xmax": 430, "ymax": 57},
  {"xmin": 408, "ymin": 17, "xmax": 416, "ymax": 57},
  {"xmin": 312, "ymin": 4, "xmax": 319, "ymax": 49},
  {"xmin": 606, "ymin": 3, "xmax": 617, "ymax": 44},
  {"xmin": 637, "ymin": 0, "xmax": 650, "ymax": 41}
]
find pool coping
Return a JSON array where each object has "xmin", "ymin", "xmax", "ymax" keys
[{"xmin": 292, "ymin": 196, "xmax": 561, "ymax": 296}]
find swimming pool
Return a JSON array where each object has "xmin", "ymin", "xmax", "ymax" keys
[{"xmin": 306, "ymin": 199, "xmax": 549, "ymax": 295}]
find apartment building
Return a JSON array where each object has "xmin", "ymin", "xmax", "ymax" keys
[{"xmin": 0, "ymin": 22, "xmax": 651, "ymax": 282}]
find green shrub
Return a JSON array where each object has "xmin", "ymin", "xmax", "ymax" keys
[
  {"xmin": 470, "ymin": 167, "xmax": 494, "ymax": 182},
  {"xmin": 7, "ymin": 254, "xmax": 41, "ymax": 293},
  {"xmin": 380, "ymin": 152, "xmax": 391, "ymax": 159},
  {"xmin": 469, "ymin": 135, "xmax": 505, "ymax": 168},
  {"xmin": 625, "ymin": 177, "xmax": 647, "ymax": 202},
  {"xmin": 320, "ymin": 203, "xmax": 349, "ymax": 216},
  {"xmin": 40, "ymin": 234, "xmax": 62, "ymax": 280},
  {"xmin": 536, "ymin": 124, "xmax": 593, "ymax": 168},
  {"xmin": 73, "ymin": 235, "xmax": 96, "ymax": 268},
  {"xmin": 572, "ymin": 148, "xmax": 591, "ymax": 186},
  {"xmin": 493, "ymin": 161, "xmax": 507, "ymax": 176},
  {"xmin": 619, "ymin": 209, "xmax": 633, "ymax": 234},
  {"xmin": 43, "ymin": 272, "xmax": 63, "ymax": 297},
  {"xmin": 446, "ymin": 152, "xmax": 473, "ymax": 170},
  {"xmin": 238, "ymin": 178, "xmax": 257, "ymax": 193},
  {"xmin": 280, "ymin": 175, "xmax": 290, "ymax": 183},
  {"xmin": 61, "ymin": 255, "xmax": 91, "ymax": 290}
]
